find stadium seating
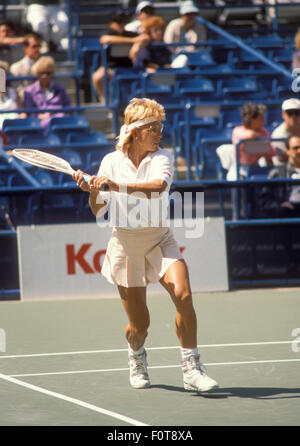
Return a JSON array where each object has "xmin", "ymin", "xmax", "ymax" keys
[
  {"xmin": 47, "ymin": 115, "xmax": 91, "ymax": 142},
  {"xmin": 17, "ymin": 133, "xmax": 62, "ymax": 147},
  {"xmin": 2, "ymin": 118, "xmax": 44, "ymax": 145}
]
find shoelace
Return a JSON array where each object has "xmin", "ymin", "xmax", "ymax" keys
[
  {"xmin": 183, "ymin": 355, "xmax": 207, "ymax": 375},
  {"xmin": 129, "ymin": 354, "xmax": 148, "ymax": 376}
]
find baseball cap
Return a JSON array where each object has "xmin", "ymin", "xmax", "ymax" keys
[
  {"xmin": 136, "ymin": 1, "xmax": 154, "ymax": 14},
  {"xmin": 282, "ymin": 98, "xmax": 300, "ymax": 112},
  {"xmin": 179, "ymin": 1, "xmax": 200, "ymax": 16}
]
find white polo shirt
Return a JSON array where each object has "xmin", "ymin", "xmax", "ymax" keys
[{"xmin": 96, "ymin": 147, "xmax": 174, "ymax": 228}]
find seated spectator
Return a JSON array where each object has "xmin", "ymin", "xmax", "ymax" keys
[
  {"xmin": 92, "ymin": 11, "xmax": 149, "ymax": 103},
  {"xmin": 164, "ymin": 1, "xmax": 207, "ymax": 56},
  {"xmin": 133, "ymin": 16, "xmax": 172, "ymax": 72},
  {"xmin": 0, "ymin": 20, "xmax": 25, "ymax": 65},
  {"xmin": 252, "ymin": 135, "xmax": 300, "ymax": 219},
  {"xmin": 25, "ymin": 0, "xmax": 69, "ymax": 51},
  {"xmin": 10, "ymin": 33, "xmax": 41, "ymax": 107},
  {"xmin": 292, "ymin": 28, "xmax": 300, "ymax": 70},
  {"xmin": 0, "ymin": 61, "xmax": 19, "ymax": 130},
  {"xmin": 232, "ymin": 102, "xmax": 275, "ymax": 170},
  {"xmin": 271, "ymin": 98, "xmax": 300, "ymax": 165},
  {"xmin": 23, "ymin": 56, "xmax": 71, "ymax": 130},
  {"xmin": 125, "ymin": 1, "xmax": 155, "ymax": 34}
]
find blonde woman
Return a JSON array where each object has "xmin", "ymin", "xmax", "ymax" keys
[
  {"xmin": 73, "ymin": 98, "xmax": 218, "ymax": 393},
  {"xmin": 23, "ymin": 56, "xmax": 71, "ymax": 129}
]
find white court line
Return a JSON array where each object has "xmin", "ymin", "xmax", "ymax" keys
[
  {"xmin": 10, "ymin": 358, "xmax": 300, "ymax": 378},
  {"xmin": 0, "ymin": 372, "xmax": 148, "ymax": 427},
  {"xmin": 0, "ymin": 340, "xmax": 293, "ymax": 360}
]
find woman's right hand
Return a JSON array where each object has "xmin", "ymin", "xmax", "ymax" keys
[{"xmin": 72, "ymin": 170, "xmax": 91, "ymax": 192}]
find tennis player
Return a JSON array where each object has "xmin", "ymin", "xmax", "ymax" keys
[{"xmin": 73, "ymin": 98, "xmax": 218, "ymax": 393}]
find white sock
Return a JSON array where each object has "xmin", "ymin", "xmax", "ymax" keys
[
  {"xmin": 128, "ymin": 343, "xmax": 145, "ymax": 356},
  {"xmin": 181, "ymin": 347, "xmax": 199, "ymax": 361}
]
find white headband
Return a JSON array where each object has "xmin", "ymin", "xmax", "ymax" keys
[{"xmin": 116, "ymin": 117, "xmax": 159, "ymax": 148}]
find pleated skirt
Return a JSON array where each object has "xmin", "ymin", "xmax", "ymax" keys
[{"xmin": 101, "ymin": 227, "xmax": 183, "ymax": 288}]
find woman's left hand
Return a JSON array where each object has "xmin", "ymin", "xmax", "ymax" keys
[{"xmin": 88, "ymin": 175, "xmax": 118, "ymax": 192}]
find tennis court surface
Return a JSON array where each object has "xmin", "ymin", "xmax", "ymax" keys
[{"xmin": 0, "ymin": 288, "xmax": 300, "ymax": 427}]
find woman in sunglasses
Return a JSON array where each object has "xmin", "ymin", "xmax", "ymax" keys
[
  {"xmin": 23, "ymin": 56, "xmax": 71, "ymax": 130},
  {"xmin": 73, "ymin": 97, "xmax": 219, "ymax": 394}
]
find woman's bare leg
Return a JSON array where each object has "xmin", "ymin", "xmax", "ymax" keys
[
  {"xmin": 159, "ymin": 259, "xmax": 197, "ymax": 348},
  {"xmin": 117, "ymin": 285, "xmax": 149, "ymax": 351}
]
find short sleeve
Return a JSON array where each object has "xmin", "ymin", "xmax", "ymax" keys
[{"xmin": 150, "ymin": 150, "xmax": 174, "ymax": 186}]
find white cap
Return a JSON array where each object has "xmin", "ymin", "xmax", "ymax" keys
[
  {"xmin": 282, "ymin": 98, "xmax": 300, "ymax": 111},
  {"xmin": 136, "ymin": 1, "xmax": 154, "ymax": 14},
  {"xmin": 179, "ymin": 1, "xmax": 200, "ymax": 16}
]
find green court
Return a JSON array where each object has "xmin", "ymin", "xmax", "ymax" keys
[{"xmin": 0, "ymin": 288, "xmax": 300, "ymax": 426}]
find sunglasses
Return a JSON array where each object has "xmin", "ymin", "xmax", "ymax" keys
[
  {"xmin": 148, "ymin": 124, "xmax": 164, "ymax": 134},
  {"xmin": 286, "ymin": 110, "xmax": 300, "ymax": 117}
]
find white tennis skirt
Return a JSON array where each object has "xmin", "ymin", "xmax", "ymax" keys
[{"xmin": 101, "ymin": 227, "xmax": 183, "ymax": 288}]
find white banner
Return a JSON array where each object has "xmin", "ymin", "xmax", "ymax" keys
[{"xmin": 17, "ymin": 218, "xmax": 228, "ymax": 300}]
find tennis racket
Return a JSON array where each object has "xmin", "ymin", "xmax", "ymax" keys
[{"xmin": 13, "ymin": 148, "xmax": 108, "ymax": 190}]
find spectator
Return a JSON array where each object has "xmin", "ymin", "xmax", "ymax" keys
[
  {"xmin": 253, "ymin": 135, "xmax": 300, "ymax": 219},
  {"xmin": 25, "ymin": 0, "xmax": 69, "ymax": 51},
  {"xmin": 23, "ymin": 56, "xmax": 71, "ymax": 130},
  {"xmin": 133, "ymin": 16, "xmax": 172, "ymax": 72},
  {"xmin": 0, "ymin": 61, "xmax": 19, "ymax": 130},
  {"xmin": 164, "ymin": 1, "xmax": 207, "ymax": 55},
  {"xmin": 232, "ymin": 102, "xmax": 275, "ymax": 169},
  {"xmin": 125, "ymin": 1, "xmax": 155, "ymax": 34},
  {"xmin": 92, "ymin": 12, "xmax": 149, "ymax": 103},
  {"xmin": 10, "ymin": 33, "xmax": 41, "ymax": 107},
  {"xmin": 292, "ymin": 29, "xmax": 300, "ymax": 70},
  {"xmin": 271, "ymin": 98, "xmax": 300, "ymax": 165},
  {"xmin": 0, "ymin": 20, "xmax": 25, "ymax": 64}
]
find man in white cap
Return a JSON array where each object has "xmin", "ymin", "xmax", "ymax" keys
[
  {"xmin": 125, "ymin": 1, "xmax": 155, "ymax": 34},
  {"xmin": 164, "ymin": 1, "xmax": 206, "ymax": 55},
  {"xmin": 271, "ymin": 98, "xmax": 300, "ymax": 164}
]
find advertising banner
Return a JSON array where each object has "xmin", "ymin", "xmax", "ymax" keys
[{"xmin": 17, "ymin": 218, "xmax": 228, "ymax": 300}]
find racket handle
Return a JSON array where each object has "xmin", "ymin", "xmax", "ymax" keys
[{"xmin": 82, "ymin": 174, "xmax": 109, "ymax": 191}]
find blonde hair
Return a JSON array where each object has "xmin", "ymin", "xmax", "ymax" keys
[
  {"xmin": 117, "ymin": 97, "xmax": 166, "ymax": 153},
  {"xmin": 295, "ymin": 29, "xmax": 300, "ymax": 51},
  {"xmin": 31, "ymin": 56, "xmax": 55, "ymax": 76}
]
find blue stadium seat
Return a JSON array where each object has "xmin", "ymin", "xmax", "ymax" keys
[
  {"xmin": 183, "ymin": 50, "xmax": 217, "ymax": 69},
  {"xmin": 47, "ymin": 115, "xmax": 91, "ymax": 142},
  {"xmin": 7, "ymin": 174, "xmax": 29, "ymax": 188},
  {"xmin": 219, "ymin": 108, "xmax": 241, "ymax": 129},
  {"xmin": 2, "ymin": 117, "xmax": 44, "ymax": 144},
  {"xmin": 86, "ymin": 149, "xmax": 113, "ymax": 174},
  {"xmin": 30, "ymin": 192, "xmax": 79, "ymax": 224},
  {"xmin": 35, "ymin": 170, "xmax": 56, "ymax": 187},
  {"xmin": 17, "ymin": 133, "xmax": 62, "ymax": 146},
  {"xmin": 175, "ymin": 77, "xmax": 216, "ymax": 100},
  {"xmin": 266, "ymin": 107, "xmax": 282, "ymax": 131},
  {"xmin": 193, "ymin": 127, "xmax": 233, "ymax": 179},
  {"xmin": 60, "ymin": 150, "xmax": 84, "ymax": 170},
  {"xmin": 221, "ymin": 77, "xmax": 258, "ymax": 99},
  {"xmin": 65, "ymin": 131, "xmax": 109, "ymax": 145}
]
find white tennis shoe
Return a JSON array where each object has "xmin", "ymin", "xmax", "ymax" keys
[
  {"xmin": 128, "ymin": 349, "xmax": 151, "ymax": 389},
  {"xmin": 182, "ymin": 355, "xmax": 219, "ymax": 393}
]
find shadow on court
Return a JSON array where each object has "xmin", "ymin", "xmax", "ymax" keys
[{"xmin": 151, "ymin": 385, "xmax": 300, "ymax": 400}]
